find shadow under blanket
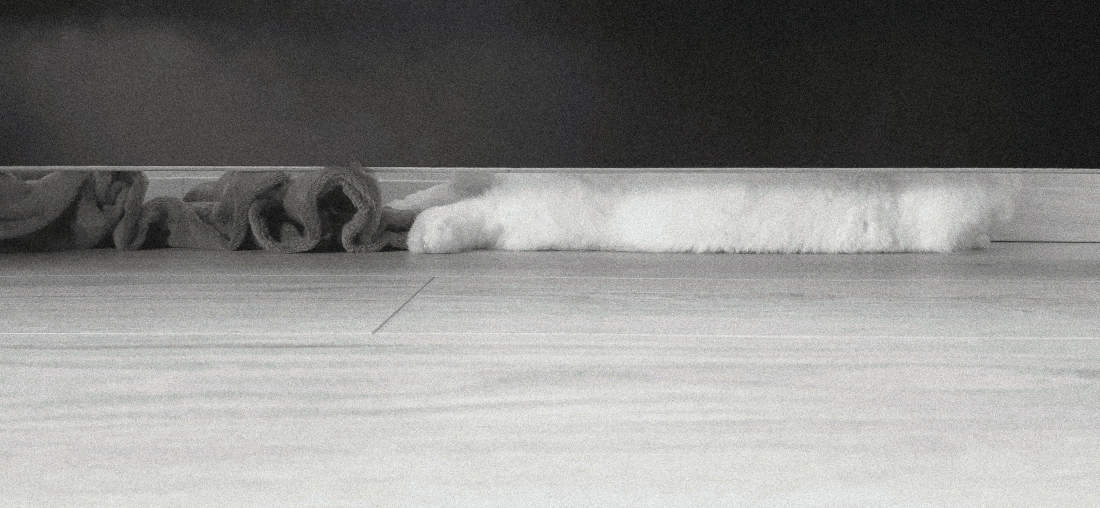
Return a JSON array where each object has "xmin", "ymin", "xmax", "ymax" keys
[{"xmin": 1, "ymin": 166, "xmax": 412, "ymax": 253}]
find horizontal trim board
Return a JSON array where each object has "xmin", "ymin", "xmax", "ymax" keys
[
  {"xmin": 139, "ymin": 172, "xmax": 1098, "ymax": 243},
  {"xmin": 8, "ymin": 167, "xmax": 1099, "ymax": 242},
  {"xmin": 5, "ymin": 166, "xmax": 1100, "ymax": 174}
]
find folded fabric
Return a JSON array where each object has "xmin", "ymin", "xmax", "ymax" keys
[
  {"xmin": 120, "ymin": 165, "xmax": 412, "ymax": 252},
  {"xmin": 240, "ymin": 165, "xmax": 412, "ymax": 252},
  {"xmin": 118, "ymin": 171, "xmax": 288, "ymax": 250},
  {"xmin": 1, "ymin": 170, "xmax": 146, "ymax": 252},
  {"xmin": 2, "ymin": 165, "xmax": 410, "ymax": 253}
]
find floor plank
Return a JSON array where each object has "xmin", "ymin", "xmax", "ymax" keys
[
  {"xmin": 380, "ymin": 276, "xmax": 1100, "ymax": 337},
  {"xmin": 3, "ymin": 245, "xmax": 1098, "ymax": 504},
  {"xmin": 5, "ymin": 245, "xmax": 1099, "ymax": 342},
  {"xmin": 2, "ymin": 337, "xmax": 1096, "ymax": 506},
  {"xmin": 3, "ymin": 242, "xmax": 1099, "ymax": 281},
  {"xmin": 0, "ymin": 275, "xmax": 428, "ymax": 344}
]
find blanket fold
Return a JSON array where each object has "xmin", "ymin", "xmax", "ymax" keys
[
  {"xmin": 1, "ymin": 171, "xmax": 146, "ymax": 252},
  {"xmin": 1, "ymin": 165, "xmax": 410, "ymax": 252},
  {"xmin": 246, "ymin": 165, "xmax": 412, "ymax": 252},
  {"xmin": 121, "ymin": 171, "xmax": 290, "ymax": 250}
]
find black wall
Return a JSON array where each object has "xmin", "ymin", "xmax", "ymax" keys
[{"xmin": 2, "ymin": 1, "xmax": 1097, "ymax": 167}]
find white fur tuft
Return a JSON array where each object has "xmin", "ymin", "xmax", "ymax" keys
[{"xmin": 395, "ymin": 173, "xmax": 1018, "ymax": 254}]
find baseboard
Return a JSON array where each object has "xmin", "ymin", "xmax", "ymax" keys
[{"xmin": 131, "ymin": 171, "xmax": 1100, "ymax": 243}]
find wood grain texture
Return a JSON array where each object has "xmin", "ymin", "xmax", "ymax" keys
[
  {"xmin": 1, "ymin": 338, "xmax": 1097, "ymax": 506},
  {"xmin": 380, "ymin": 276, "xmax": 1100, "ymax": 338},
  {"xmin": 0, "ymin": 274, "xmax": 428, "ymax": 344},
  {"xmin": 2, "ymin": 246, "xmax": 1099, "ymax": 505},
  {"xmin": 4, "ymin": 242, "xmax": 1099, "ymax": 280}
]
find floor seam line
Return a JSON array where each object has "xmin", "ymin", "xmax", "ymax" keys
[{"xmin": 372, "ymin": 276, "xmax": 435, "ymax": 334}]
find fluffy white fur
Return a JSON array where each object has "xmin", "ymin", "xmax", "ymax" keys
[{"xmin": 388, "ymin": 172, "xmax": 1018, "ymax": 254}]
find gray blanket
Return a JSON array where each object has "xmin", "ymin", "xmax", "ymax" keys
[{"xmin": 1, "ymin": 165, "xmax": 411, "ymax": 253}]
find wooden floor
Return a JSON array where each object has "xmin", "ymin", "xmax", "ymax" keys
[{"xmin": 2, "ymin": 243, "xmax": 1098, "ymax": 505}]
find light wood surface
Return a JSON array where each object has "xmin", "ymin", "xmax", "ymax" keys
[
  {"xmin": 1, "ymin": 245, "xmax": 1098, "ymax": 505},
  {"xmin": 0, "ymin": 274, "xmax": 427, "ymax": 339},
  {"xmin": 2, "ymin": 338, "xmax": 1097, "ymax": 505},
  {"xmin": 380, "ymin": 276, "xmax": 1100, "ymax": 338},
  {"xmin": 4, "ymin": 242, "xmax": 1098, "ymax": 279}
]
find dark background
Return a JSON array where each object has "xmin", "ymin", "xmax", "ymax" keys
[{"xmin": 2, "ymin": 1, "xmax": 1097, "ymax": 167}]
